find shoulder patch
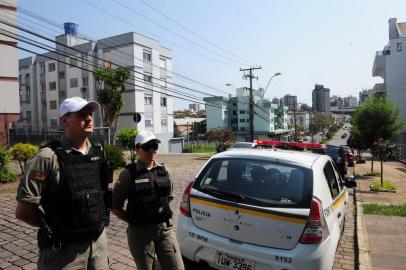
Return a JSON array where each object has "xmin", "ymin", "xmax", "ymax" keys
[{"xmin": 31, "ymin": 170, "xmax": 46, "ymax": 181}]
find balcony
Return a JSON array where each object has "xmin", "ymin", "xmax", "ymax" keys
[{"xmin": 372, "ymin": 51, "xmax": 386, "ymax": 78}]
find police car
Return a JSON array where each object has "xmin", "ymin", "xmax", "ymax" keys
[{"xmin": 176, "ymin": 147, "xmax": 356, "ymax": 270}]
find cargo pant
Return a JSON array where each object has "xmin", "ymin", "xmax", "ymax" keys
[
  {"xmin": 127, "ymin": 221, "xmax": 185, "ymax": 270},
  {"xmin": 37, "ymin": 228, "xmax": 110, "ymax": 270}
]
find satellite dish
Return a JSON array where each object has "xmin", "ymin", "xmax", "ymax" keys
[{"xmin": 133, "ymin": 113, "xmax": 141, "ymax": 123}]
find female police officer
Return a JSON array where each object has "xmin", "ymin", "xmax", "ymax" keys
[{"xmin": 111, "ymin": 130, "xmax": 184, "ymax": 270}]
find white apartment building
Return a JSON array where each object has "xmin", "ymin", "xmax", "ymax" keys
[
  {"xmin": 204, "ymin": 88, "xmax": 289, "ymax": 141},
  {"xmin": 0, "ymin": 0, "xmax": 20, "ymax": 145},
  {"xmin": 17, "ymin": 23, "xmax": 174, "ymax": 151},
  {"xmin": 372, "ymin": 18, "xmax": 406, "ymax": 159}
]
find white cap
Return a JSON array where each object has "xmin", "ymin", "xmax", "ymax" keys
[
  {"xmin": 59, "ymin": 96, "xmax": 100, "ymax": 117},
  {"xmin": 135, "ymin": 130, "xmax": 161, "ymax": 146}
]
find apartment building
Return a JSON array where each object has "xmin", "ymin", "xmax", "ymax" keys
[
  {"xmin": 283, "ymin": 94, "xmax": 297, "ymax": 111},
  {"xmin": 204, "ymin": 88, "xmax": 289, "ymax": 141},
  {"xmin": 0, "ymin": 0, "xmax": 20, "ymax": 145},
  {"xmin": 312, "ymin": 84, "xmax": 330, "ymax": 112},
  {"xmin": 372, "ymin": 18, "xmax": 406, "ymax": 159},
  {"xmin": 16, "ymin": 23, "xmax": 174, "ymax": 150}
]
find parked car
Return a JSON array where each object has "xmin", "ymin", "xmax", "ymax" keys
[
  {"xmin": 177, "ymin": 148, "xmax": 356, "ymax": 270},
  {"xmin": 340, "ymin": 145, "xmax": 355, "ymax": 167},
  {"xmin": 231, "ymin": 142, "xmax": 257, "ymax": 149},
  {"xmin": 324, "ymin": 145, "xmax": 347, "ymax": 177},
  {"xmin": 303, "ymin": 135, "xmax": 311, "ymax": 141}
]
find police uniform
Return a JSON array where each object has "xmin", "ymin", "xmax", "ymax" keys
[
  {"xmin": 112, "ymin": 160, "xmax": 184, "ymax": 270},
  {"xmin": 16, "ymin": 136, "xmax": 110, "ymax": 270}
]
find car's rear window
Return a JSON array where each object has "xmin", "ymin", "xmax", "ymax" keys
[{"xmin": 194, "ymin": 158, "xmax": 313, "ymax": 208}]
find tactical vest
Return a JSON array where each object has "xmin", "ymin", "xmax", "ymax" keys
[
  {"xmin": 40, "ymin": 140, "xmax": 106, "ymax": 242},
  {"xmin": 126, "ymin": 163, "xmax": 173, "ymax": 225}
]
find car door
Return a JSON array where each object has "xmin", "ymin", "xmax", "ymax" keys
[{"xmin": 322, "ymin": 161, "xmax": 346, "ymax": 233}]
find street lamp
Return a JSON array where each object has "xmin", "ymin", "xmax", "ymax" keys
[{"xmin": 262, "ymin": 72, "xmax": 282, "ymax": 99}]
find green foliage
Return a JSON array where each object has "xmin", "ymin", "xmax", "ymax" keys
[
  {"xmin": 10, "ymin": 143, "xmax": 39, "ymax": 174},
  {"xmin": 94, "ymin": 67, "xmax": 131, "ymax": 130},
  {"xmin": 355, "ymin": 156, "xmax": 366, "ymax": 163},
  {"xmin": 363, "ymin": 203, "xmax": 406, "ymax": 216},
  {"xmin": 370, "ymin": 181, "xmax": 396, "ymax": 190},
  {"xmin": 184, "ymin": 144, "xmax": 216, "ymax": 153},
  {"xmin": 0, "ymin": 167, "xmax": 17, "ymax": 183},
  {"xmin": 352, "ymin": 96, "xmax": 404, "ymax": 149},
  {"xmin": 104, "ymin": 144, "xmax": 126, "ymax": 169},
  {"xmin": 0, "ymin": 144, "xmax": 10, "ymax": 170},
  {"xmin": 116, "ymin": 127, "xmax": 138, "ymax": 164},
  {"xmin": 173, "ymin": 122, "xmax": 182, "ymax": 138}
]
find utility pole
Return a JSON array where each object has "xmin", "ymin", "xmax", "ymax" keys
[
  {"xmin": 293, "ymin": 99, "xmax": 298, "ymax": 141},
  {"xmin": 240, "ymin": 66, "xmax": 261, "ymax": 142}
]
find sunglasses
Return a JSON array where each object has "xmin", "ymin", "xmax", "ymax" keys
[{"xmin": 140, "ymin": 143, "xmax": 159, "ymax": 151}]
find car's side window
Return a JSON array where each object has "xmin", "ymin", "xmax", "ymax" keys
[
  {"xmin": 323, "ymin": 161, "xmax": 340, "ymax": 198},
  {"xmin": 330, "ymin": 160, "xmax": 344, "ymax": 187}
]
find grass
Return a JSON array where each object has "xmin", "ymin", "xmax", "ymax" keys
[
  {"xmin": 363, "ymin": 203, "xmax": 406, "ymax": 216},
  {"xmin": 364, "ymin": 171, "xmax": 381, "ymax": 177},
  {"xmin": 184, "ymin": 144, "xmax": 216, "ymax": 153},
  {"xmin": 370, "ymin": 181, "xmax": 397, "ymax": 191}
]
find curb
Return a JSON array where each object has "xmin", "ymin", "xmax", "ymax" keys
[{"xmin": 356, "ymin": 199, "xmax": 373, "ymax": 270}]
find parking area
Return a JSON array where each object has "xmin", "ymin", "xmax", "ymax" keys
[{"xmin": 0, "ymin": 153, "xmax": 356, "ymax": 270}]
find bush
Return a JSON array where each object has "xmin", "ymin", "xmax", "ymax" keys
[
  {"xmin": 116, "ymin": 127, "xmax": 138, "ymax": 164},
  {"xmin": 356, "ymin": 156, "xmax": 366, "ymax": 164},
  {"xmin": 104, "ymin": 144, "xmax": 126, "ymax": 168},
  {"xmin": 184, "ymin": 144, "xmax": 216, "ymax": 153},
  {"xmin": 0, "ymin": 144, "xmax": 10, "ymax": 170},
  {"xmin": 370, "ymin": 181, "xmax": 396, "ymax": 191},
  {"xmin": 10, "ymin": 143, "xmax": 39, "ymax": 174},
  {"xmin": 0, "ymin": 167, "xmax": 17, "ymax": 183}
]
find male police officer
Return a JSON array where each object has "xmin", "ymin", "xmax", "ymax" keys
[
  {"xmin": 112, "ymin": 130, "xmax": 184, "ymax": 270},
  {"xmin": 15, "ymin": 96, "xmax": 111, "ymax": 269}
]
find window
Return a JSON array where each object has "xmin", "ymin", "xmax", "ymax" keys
[
  {"xmin": 82, "ymin": 77, "xmax": 89, "ymax": 87},
  {"xmin": 41, "ymin": 83, "xmax": 46, "ymax": 92},
  {"xmin": 233, "ymin": 111, "xmax": 237, "ymax": 115},
  {"xmin": 160, "ymin": 97, "xmax": 167, "ymax": 107},
  {"xmin": 50, "ymin": 119, "xmax": 58, "ymax": 127},
  {"xmin": 103, "ymin": 61, "xmax": 112, "ymax": 69},
  {"xmin": 70, "ymin": 78, "xmax": 78, "ymax": 88},
  {"xmin": 143, "ymin": 51, "xmax": 152, "ymax": 62},
  {"xmin": 323, "ymin": 161, "xmax": 340, "ymax": 198},
  {"xmin": 49, "ymin": 81, "xmax": 56, "ymax": 91},
  {"xmin": 239, "ymin": 110, "xmax": 246, "ymax": 114},
  {"xmin": 159, "ymin": 58, "xmax": 166, "ymax": 68},
  {"xmin": 25, "ymin": 74, "xmax": 30, "ymax": 83},
  {"xmin": 81, "ymin": 53, "xmax": 89, "ymax": 67},
  {"xmin": 26, "ymin": 111, "xmax": 31, "ymax": 122},
  {"xmin": 40, "ymin": 64, "xmax": 45, "ymax": 74},
  {"xmin": 59, "ymin": 71, "xmax": 65, "ymax": 79},
  {"xmin": 69, "ymin": 58, "xmax": 77, "ymax": 67},
  {"xmin": 239, "ymin": 119, "xmax": 245, "ymax": 122},
  {"xmin": 48, "ymin": 62, "xmax": 56, "ymax": 72},
  {"xmin": 161, "ymin": 118, "xmax": 167, "ymax": 126},
  {"xmin": 26, "ymin": 85, "xmax": 31, "ymax": 103},
  {"xmin": 41, "ymin": 102, "xmax": 47, "ymax": 110},
  {"xmin": 143, "ymin": 74, "xmax": 152, "ymax": 83},
  {"xmin": 397, "ymin": 42, "xmax": 402, "ymax": 52},
  {"xmin": 50, "ymin": 100, "xmax": 57, "ymax": 110},
  {"xmin": 144, "ymin": 96, "xmax": 152, "ymax": 105},
  {"xmin": 145, "ymin": 119, "xmax": 153, "ymax": 126}
]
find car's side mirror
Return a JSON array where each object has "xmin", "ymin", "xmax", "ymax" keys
[{"xmin": 344, "ymin": 176, "xmax": 357, "ymax": 188}]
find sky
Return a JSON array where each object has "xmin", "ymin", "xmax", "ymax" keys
[{"xmin": 14, "ymin": 0, "xmax": 406, "ymax": 109}]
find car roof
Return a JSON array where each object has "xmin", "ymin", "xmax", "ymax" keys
[{"xmin": 213, "ymin": 148, "xmax": 323, "ymax": 168}]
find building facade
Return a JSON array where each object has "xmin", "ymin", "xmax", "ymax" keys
[
  {"xmin": 16, "ymin": 23, "xmax": 174, "ymax": 151},
  {"xmin": 372, "ymin": 18, "xmax": 406, "ymax": 159},
  {"xmin": 0, "ymin": 0, "xmax": 20, "ymax": 145},
  {"xmin": 204, "ymin": 88, "xmax": 289, "ymax": 142},
  {"xmin": 283, "ymin": 94, "xmax": 297, "ymax": 111},
  {"xmin": 312, "ymin": 84, "xmax": 330, "ymax": 112}
]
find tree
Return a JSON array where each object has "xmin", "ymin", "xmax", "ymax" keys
[
  {"xmin": 9, "ymin": 143, "xmax": 39, "ymax": 174},
  {"xmin": 94, "ymin": 67, "xmax": 131, "ymax": 136},
  {"xmin": 204, "ymin": 128, "xmax": 235, "ymax": 150},
  {"xmin": 116, "ymin": 127, "xmax": 138, "ymax": 164},
  {"xmin": 352, "ymin": 96, "xmax": 403, "ymax": 179},
  {"xmin": 173, "ymin": 122, "xmax": 182, "ymax": 138}
]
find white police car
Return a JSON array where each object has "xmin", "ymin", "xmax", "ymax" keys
[{"xmin": 177, "ymin": 148, "xmax": 355, "ymax": 270}]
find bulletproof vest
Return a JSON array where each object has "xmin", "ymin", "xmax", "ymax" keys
[
  {"xmin": 40, "ymin": 140, "xmax": 106, "ymax": 241},
  {"xmin": 126, "ymin": 163, "xmax": 172, "ymax": 225}
]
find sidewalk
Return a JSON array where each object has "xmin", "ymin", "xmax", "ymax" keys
[{"xmin": 354, "ymin": 160, "xmax": 406, "ymax": 270}]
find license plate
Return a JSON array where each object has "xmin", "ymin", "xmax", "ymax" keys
[{"xmin": 216, "ymin": 252, "xmax": 255, "ymax": 270}]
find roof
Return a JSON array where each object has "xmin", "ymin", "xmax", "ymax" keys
[
  {"xmin": 213, "ymin": 148, "xmax": 323, "ymax": 168},
  {"xmin": 174, "ymin": 118, "xmax": 205, "ymax": 126}
]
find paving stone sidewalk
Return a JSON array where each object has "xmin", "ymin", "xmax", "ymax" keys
[{"xmin": 0, "ymin": 153, "xmax": 357, "ymax": 270}]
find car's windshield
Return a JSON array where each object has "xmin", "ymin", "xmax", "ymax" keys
[
  {"xmin": 233, "ymin": 143, "xmax": 253, "ymax": 148},
  {"xmin": 195, "ymin": 158, "xmax": 313, "ymax": 208}
]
